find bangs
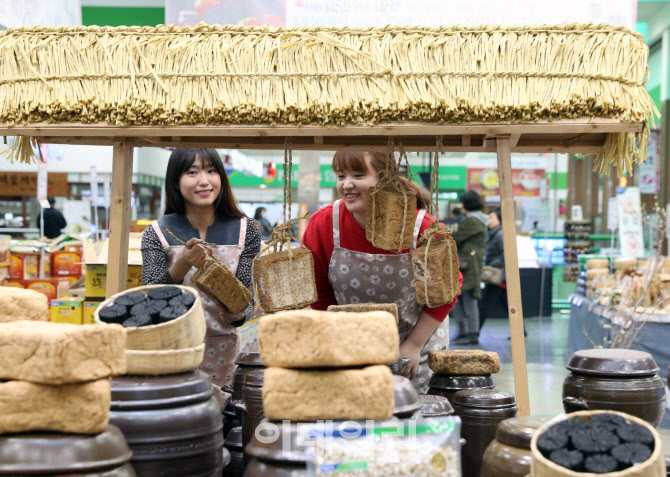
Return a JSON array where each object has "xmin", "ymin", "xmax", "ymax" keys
[{"xmin": 332, "ymin": 151, "xmax": 370, "ymax": 173}]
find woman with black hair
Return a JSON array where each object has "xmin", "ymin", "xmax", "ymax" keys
[
  {"xmin": 141, "ymin": 148, "xmax": 261, "ymax": 407},
  {"xmin": 479, "ymin": 207, "xmax": 510, "ymax": 332}
]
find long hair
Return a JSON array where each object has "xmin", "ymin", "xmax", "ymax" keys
[
  {"xmin": 164, "ymin": 148, "xmax": 245, "ymax": 218},
  {"xmin": 332, "ymin": 151, "xmax": 431, "ymax": 209}
]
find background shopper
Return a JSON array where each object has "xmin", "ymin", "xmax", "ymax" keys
[{"xmin": 451, "ymin": 190, "xmax": 488, "ymax": 345}]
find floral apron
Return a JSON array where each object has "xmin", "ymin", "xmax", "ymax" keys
[
  {"xmin": 152, "ymin": 219, "xmax": 247, "ymax": 409},
  {"xmin": 327, "ymin": 200, "xmax": 450, "ymax": 393}
]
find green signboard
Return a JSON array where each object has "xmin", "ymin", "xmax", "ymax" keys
[{"xmin": 227, "ymin": 164, "xmax": 467, "ymax": 190}]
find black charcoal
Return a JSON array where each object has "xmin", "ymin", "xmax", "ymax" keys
[
  {"xmin": 590, "ymin": 413, "xmax": 628, "ymax": 433},
  {"xmin": 616, "ymin": 422, "xmax": 654, "ymax": 446},
  {"xmin": 537, "ymin": 430, "xmax": 569, "ymax": 458},
  {"xmin": 553, "ymin": 417, "xmax": 589, "ymax": 437},
  {"xmin": 549, "ymin": 449, "xmax": 584, "ymax": 471},
  {"xmin": 170, "ymin": 292, "xmax": 195, "ymax": 308},
  {"xmin": 572, "ymin": 429, "xmax": 598, "ymax": 454},
  {"xmin": 157, "ymin": 304, "xmax": 189, "ymax": 324},
  {"xmin": 114, "ymin": 292, "xmax": 148, "ymax": 307},
  {"xmin": 611, "ymin": 442, "xmax": 652, "ymax": 468},
  {"xmin": 122, "ymin": 313, "xmax": 152, "ymax": 328},
  {"xmin": 98, "ymin": 304, "xmax": 129, "ymax": 324},
  {"xmin": 131, "ymin": 299, "xmax": 167, "ymax": 321},
  {"xmin": 584, "ymin": 454, "xmax": 618, "ymax": 473},
  {"xmin": 148, "ymin": 286, "xmax": 182, "ymax": 301}
]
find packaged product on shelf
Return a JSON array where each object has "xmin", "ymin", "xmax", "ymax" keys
[{"xmin": 50, "ymin": 297, "xmax": 84, "ymax": 324}]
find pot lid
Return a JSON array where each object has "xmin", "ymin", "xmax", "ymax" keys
[
  {"xmin": 109, "ymin": 396, "xmax": 223, "ymax": 445},
  {"xmin": 235, "ymin": 352, "xmax": 263, "ymax": 366},
  {"xmin": 495, "ymin": 415, "xmax": 553, "ymax": 450},
  {"xmin": 566, "ymin": 349, "xmax": 659, "ymax": 376},
  {"xmin": 0, "ymin": 425, "xmax": 132, "ymax": 475},
  {"xmin": 420, "ymin": 394, "xmax": 454, "ymax": 417},
  {"xmin": 244, "ymin": 369, "xmax": 266, "ymax": 387},
  {"xmin": 393, "ymin": 375, "xmax": 423, "ymax": 416},
  {"xmin": 452, "ymin": 389, "xmax": 516, "ymax": 408},
  {"xmin": 428, "ymin": 374, "xmax": 494, "ymax": 391},
  {"xmin": 111, "ymin": 370, "xmax": 213, "ymax": 410},
  {"xmin": 225, "ymin": 427, "xmax": 243, "ymax": 450}
]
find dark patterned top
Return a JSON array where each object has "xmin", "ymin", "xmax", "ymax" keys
[{"xmin": 141, "ymin": 213, "xmax": 262, "ymax": 322}]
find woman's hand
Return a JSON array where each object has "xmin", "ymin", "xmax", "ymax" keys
[
  {"xmin": 399, "ymin": 340, "xmax": 422, "ymax": 380},
  {"xmin": 179, "ymin": 238, "xmax": 208, "ymax": 269},
  {"xmin": 168, "ymin": 238, "xmax": 208, "ymax": 283}
]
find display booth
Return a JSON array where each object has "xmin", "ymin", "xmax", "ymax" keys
[{"xmin": 0, "ymin": 23, "xmax": 656, "ymax": 417}]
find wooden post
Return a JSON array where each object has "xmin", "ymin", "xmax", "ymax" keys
[
  {"xmin": 106, "ymin": 139, "xmax": 134, "ymax": 298},
  {"xmin": 495, "ymin": 135, "xmax": 530, "ymax": 417}
]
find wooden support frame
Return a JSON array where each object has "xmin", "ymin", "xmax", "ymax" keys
[
  {"xmin": 496, "ymin": 135, "xmax": 531, "ymax": 417},
  {"xmin": 106, "ymin": 139, "xmax": 134, "ymax": 298},
  {"xmin": 0, "ymin": 116, "xmax": 641, "ymax": 415}
]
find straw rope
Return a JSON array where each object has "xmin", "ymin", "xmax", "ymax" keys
[
  {"xmin": 368, "ymin": 138, "xmax": 412, "ymax": 253},
  {"xmin": 416, "ymin": 137, "xmax": 451, "ymax": 308},
  {"xmin": 0, "ymin": 22, "xmax": 656, "ymax": 174},
  {"xmin": 251, "ymin": 138, "xmax": 309, "ymax": 310}
]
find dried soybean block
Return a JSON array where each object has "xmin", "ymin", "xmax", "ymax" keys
[
  {"xmin": 428, "ymin": 350, "xmax": 500, "ymax": 375},
  {"xmin": 259, "ymin": 309, "xmax": 399, "ymax": 367},
  {"xmin": 193, "ymin": 260, "xmax": 251, "ymax": 314},
  {"xmin": 412, "ymin": 239, "xmax": 460, "ymax": 307},
  {"xmin": 327, "ymin": 302, "xmax": 399, "ymax": 323},
  {"xmin": 0, "ymin": 287, "xmax": 48, "ymax": 322},
  {"xmin": 263, "ymin": 365, "xmax": 394, "ymax": 421},
  {"xmin": 0, "ymin": 321, "xmax": 126, "ymax": 384},
  {"xmin": 0, "ymin": 379, "xmax": 110, "ymax": 434},
  {"xmin": 253, "ymin": 249, "xmax": 317, "ymax": 312},
  {"xmin": 366, "ymin": 186, "xmax": 416, "ymax": 251}
]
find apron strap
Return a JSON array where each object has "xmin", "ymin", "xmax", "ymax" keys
[
  {"xmin": 238, "ymin": 217, "xmax": 247, "ymax": 245},
  {"xmin": 332, "ymin": 200, "xmax": 342, "ymax": 248},
  {"xmin": 413, "ymin": 209, "xmax": 428, "ymax": 250},
  {"xmin": 151, "ymin": 221, "xmax": 170, "ymax": 248}
]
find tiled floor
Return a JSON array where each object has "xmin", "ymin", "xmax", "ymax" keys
[{"xmin": 450, "ymin": 313, "xmax": 570, "ymax": 417}]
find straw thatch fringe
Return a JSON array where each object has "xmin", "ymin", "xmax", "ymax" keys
[{"xmin": 0, "ymin": 23, "xmax": 657, "ymax": 173}]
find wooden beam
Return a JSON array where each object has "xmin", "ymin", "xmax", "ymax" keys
[
  {"xmin": 37, "ymin": 134, "xmax": 607, "ymax": 154},
  {"xmin": 509, "ymin": 132, "xmax": 521, "ymax": 148},
  {"xmin": 0, "ymin": 118, "xmax": 643, "ymax": 138},
  {"xmin": 461, "ymin": 135, "xmax": 471, "ymax": 147},
  {"xmin": 496, "ymin": 134, "xmax": 530, "ymax": 417},
  {"xmin": 106, "ymin": 139, "xmax": 134, "ymax": 298}
]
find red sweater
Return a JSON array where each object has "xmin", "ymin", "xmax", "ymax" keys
[{"xmin": 302, "ymin": 201, "xmax": 461, "ymax": 322}]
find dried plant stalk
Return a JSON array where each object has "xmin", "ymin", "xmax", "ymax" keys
[{"xmin": 0, "ymin": 23, "xmax": 656, "ymax": 171}]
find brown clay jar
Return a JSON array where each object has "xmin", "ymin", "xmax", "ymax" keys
[
  {"xmin": 109, "ymin": 371, "xmax": 224, "ymax": 477},
  {"xmin": 480, "ymin": 415, "xmax": 551, "ymax": 477},
  {"xmin": 562, "ymin": 348, "xmax": 666, "ymax": 427},
  {"xmin": 242, "ymin": 369, "xmax": 266, "ymax": 465},
  {"xmin": 452, "ymin": 389, "xmax": 517, "ymax": 477},
  {"xmin": 233, "ymin": 352, "xmax": 264, "ymax": 419},
  {"xmin": 224, "ymin": 426, "xmax": 245, "ymax": 477},
  {"xmin": 427, "ymin": 373, "xmax": 495, "ymax": 404}
]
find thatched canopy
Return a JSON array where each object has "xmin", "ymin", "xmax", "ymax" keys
[{"xmin": 0, "ymin": 22, "xmax": 657, "ymax": 171}]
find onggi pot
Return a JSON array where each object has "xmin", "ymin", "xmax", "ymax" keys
[
  {"xmin": 562, "ymin": 348, "xmax": 666, "ymax": 427},
  {"xmin": 109, "ymin": 370, "xmax": 224, "ymax": 477}
]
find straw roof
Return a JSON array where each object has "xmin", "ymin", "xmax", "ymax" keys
[{"xmin": 0, "ymin": 23, "xmax": 657, "ymax": 171}]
